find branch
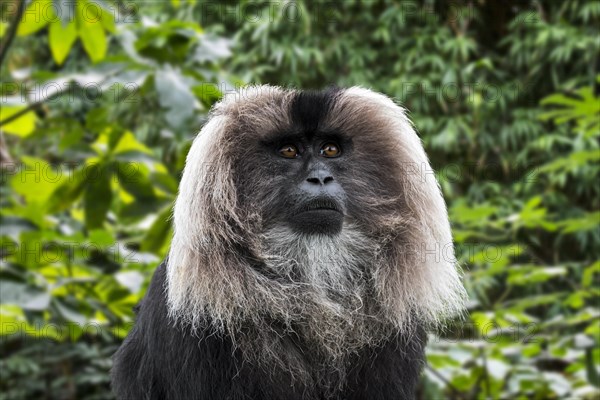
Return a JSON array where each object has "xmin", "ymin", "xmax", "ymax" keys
[
  {"xmin": 0, "ymin": 70, "xmax": 125, "ymax": 128},
  {"xmin": 0, "ymin": 0, "xmax": 26, "ymax": 67},
  {"xmin": 480, "ymin": 347, "xmax": 491, "ymax": 398},
  {"xmin": 0, "ymin": 130, "xmax": 14, "ymax": 167},
  {"xmin": 0, "ymin": 94, "xmax": 57, "ymax": 127}
]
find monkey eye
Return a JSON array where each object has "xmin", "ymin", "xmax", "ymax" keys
[
  {"xmin": 320, "ymin": 142, "xmax": 341, "ymax": 158},
  {"xmin": 278, "ymin": 144, "xmax": 299, "ymax": 158}
]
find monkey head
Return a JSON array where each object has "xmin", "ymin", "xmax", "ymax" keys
[{"xmin": 165, "ymin": 86, "xmax": 466, "ymax": 370}]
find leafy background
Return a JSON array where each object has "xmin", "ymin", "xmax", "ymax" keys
[{"xmin": 0, "ymin": 0, "xmax": 598, "ymax": 399}]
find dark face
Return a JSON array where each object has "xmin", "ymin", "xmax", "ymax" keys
[
  {"xmin": 232, "ymin": 88, "xmax": 389, "ymax": 237},
  {"xmin": 260, "ymin": 132, "xmax": 349, "ymax": 235}
]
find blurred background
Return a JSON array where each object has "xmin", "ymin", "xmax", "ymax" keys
[{"xmin": 0, "ymin": 0, "xmax": 598, "ymax": 399}]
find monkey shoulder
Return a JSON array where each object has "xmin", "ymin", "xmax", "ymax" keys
[
  {"xmin": 112, "ymin": 262, "xmax": 428, "ymax": 400},
  {"xmin": 111, "ymin": 262, "xmax": 265, "ymax": 400},
  {"xmin": 343, "ymin": 329, "xmax": 428, "ymax": 400}
]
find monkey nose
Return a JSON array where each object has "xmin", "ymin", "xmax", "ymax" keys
[{"xmin": 306, "ymin": 175, "xmax": 334, "ymax": 185}]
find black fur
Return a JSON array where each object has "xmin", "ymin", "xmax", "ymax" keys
[
  {"xmin": 289, "ymin": 87, "xmax": 341, "ymax": 135},
  {"xmin": 111, "ymin": 262, "xmax": 427, "ymax": 400}
]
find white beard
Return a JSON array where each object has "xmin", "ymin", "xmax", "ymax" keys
[
  {"xmin": 255, "ymin": 225, "xmax": 392, "ymax": 359},
  {"xmin": 260, "ymin": 225, "xmax": 373, "ymax": 305}
]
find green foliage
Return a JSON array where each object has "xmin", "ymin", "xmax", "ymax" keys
[{"xmin": 0, "ymin": 0, "xmax": 598, "ymax": 399}]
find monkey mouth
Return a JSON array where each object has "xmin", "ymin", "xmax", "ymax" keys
[
  {"xmin": 291, "ymin": 198, "xmax": 344, "ymax": 235},
  {"xmin": 296, "ymin": 198, "xmax": 343, "ymax": 214}
]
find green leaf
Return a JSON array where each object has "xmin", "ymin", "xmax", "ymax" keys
[
  {"xmin": 149, "ymin": 171, "xmax": 178, "ymax": 194},
  {"xmin": 88, "ymin": 229, "xmax": 115, "ymax": 247},
  {"xmin": 154, "ymin": 67, "xmax": 198, "ymax": 128},
  {"xmin": 135, "ymin": 20, "xmax": 202, "ymax": 63},
  {"xmin": 141, "ymin": 205, "xmax": 173, "ymax": 253},
  {"xmin": 0, "ymin": 281, "xmax": 50, "ymax": 310},
  {"xmin": 582, "ymin": 261, "xmax": 600, "ymax": 287},
  {"xmin": 118, "ymin": 198, "xmax": 163, "ymax": 220},
  {"xmin": 114, "ymin": 162, "xmax": 156, "ymax": 200},
  {"xmin": 540, "ymin": 84, "xmax": 600, "ymax": 138},
  {"xmin": 560, "ymin": 212, "xmax": 600, "ymax": 233},
  {"xmin": 84, "ymin": 164, "xmax": 112, "ymax": 229},
  {"xmin": 115, "ymin": 271, "xmax": 145, "ymax": 293},
  {"xmin": 17, "ymin": 0, "xmax": 53, "ymax": 36},
  {"xmin": 53, "ymin": 0, "xmax": 75, "ymax": 25},
  {"xmin": 48, "ymin": 19, "xmax": 77, "ymax": 65},
  {"xmin": 539, "ymin": 150, "xmax": 600, "ymax": 174},
  {"xmin": 77, "ymin": 1, "xmax": 107, "ymax": 63},
  {"xmin": 507, "ymin": 266, "xmax": 568, "ymax": 286},
  {"xmin": 113, "ymin": 131, "xmax": 153, "ymax": 155},
  {"xmin": 54, "ymin": 298, "xmax": 87, "ymax": 325},
  {"xmin": 585, "ymin": 348, "xmax": 600, "ymax": 387},
  {"xmin": 0, "ymin": 106, "xmax": 37, "ymax": 137},
  {"xmin": 10, "ymin": 156, "xmax": 66, "ymax": 205},
  {"xmin": 0, "ymin": 216, "xmax": 38, "ymax": 241},
  {"xmin": 46, "ymin": 166, "xmax": 90, "ymax": 213},
  {"xmin": 98, "ymin": 2, "xmax": 116, "ymax": 33},
  {"xmin": 564, "ymin": 291, "xmax": 587, "ymax": 309},
  {"xmin": 451, "ymin": 203, "xmax": 498, "ymax": 225},
  {"xmin": 471, "ymin": 311, "xmax": 495, "ymax": 334},
  {"xmin": 192, "ymin": 83, "xmax": 223, "ymax": 108},
  {"xmin": 427, "ymin": 352, "xmax": 462, "ymax": 369}
]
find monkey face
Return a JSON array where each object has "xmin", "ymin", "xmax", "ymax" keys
[
  {"xmin": 225, "ymin": 87, "xmax": 407, "ymax": 238},
  {"xmin": 257, "ymin": 133, "xmax": 350, "ymax": 235}
]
